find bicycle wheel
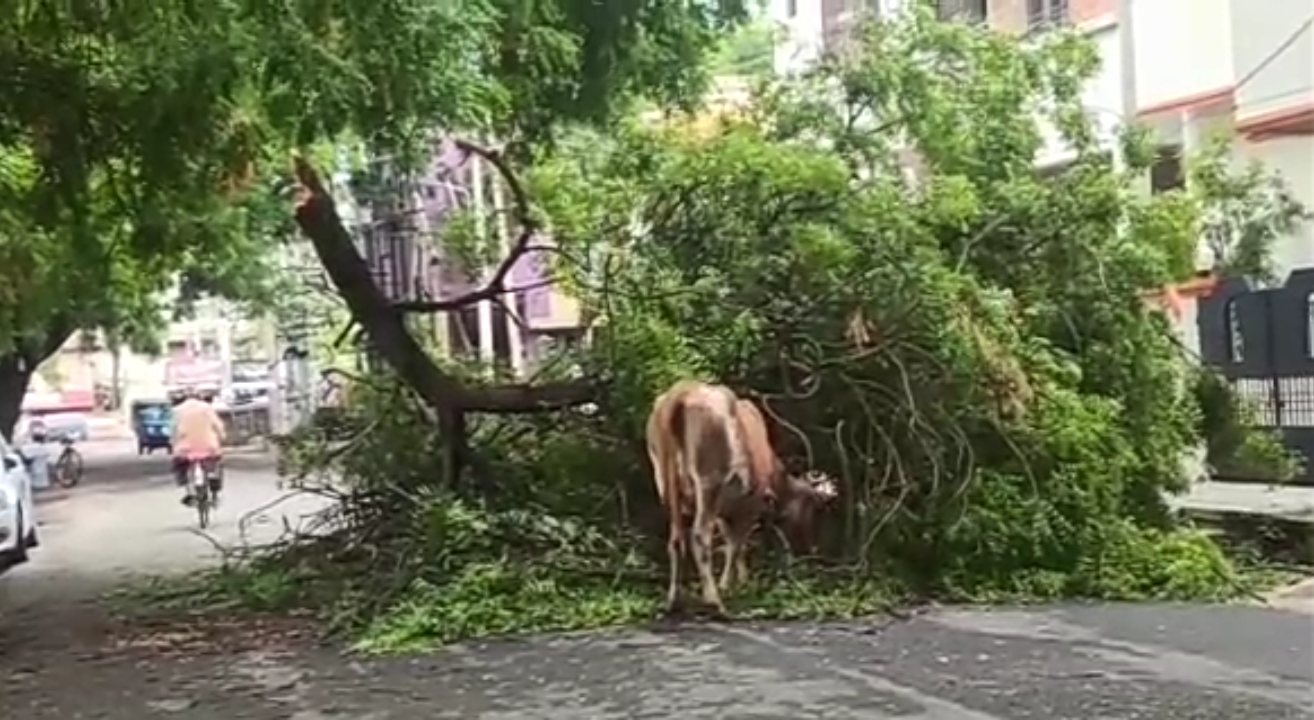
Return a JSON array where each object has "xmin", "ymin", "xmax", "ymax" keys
[
  {"xmin": 55, "ymin": 449, "xmax": 83, "ymax": 488},
  {"xmin": 195, "ymin": 483, "xmax": 210, "ymax": 529},
  {"xmin": 191, "ymin": 463, "xmax": 210, "ymax": 529}
]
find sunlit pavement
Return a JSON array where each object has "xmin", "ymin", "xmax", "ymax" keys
[{"xmin": 9, "ymin": 440, "xmax": 330, "ymax": 603}]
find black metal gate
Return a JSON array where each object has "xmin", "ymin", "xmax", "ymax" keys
[{"xmin": 1197, "ymin": 269, "xmax": 1314, "ymax": 486}]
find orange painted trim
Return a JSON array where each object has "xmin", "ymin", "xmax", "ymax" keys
[
  {"xmin": 1136, "ymin": 88, "xmax": 1236, "ymax": 120},
  {"xmin": 1171, "ymin": 274, "xmax": 1220, "ymax": 298},
  {"xmin": 1142, "ymin": 273, "xmax": 1220, "ymax": 321},
  {"xmin": 1239, "ymin": 102, "xmax": 1314, "ymax": 141},
  {"xmin": 1142, "ymin": 274, "xmax": 1219, "ymax": 299}
]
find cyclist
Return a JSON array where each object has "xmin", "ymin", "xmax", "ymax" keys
[{"xmin": 170, "ymin": 386, "xmax": 226, "ymax": 507}]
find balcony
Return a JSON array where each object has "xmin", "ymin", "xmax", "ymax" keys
[{"xmin": 1229, "ymin": 2, "xmax": 1313, "ymax": 138}]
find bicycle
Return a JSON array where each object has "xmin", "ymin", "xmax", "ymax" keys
[
  {"xmin": 53, "ymin": 437, "xmax": 84, "ymax": 489},
  {"xmin": 185, "ymin": 457, "xmax": 215, "ymax": 529}
]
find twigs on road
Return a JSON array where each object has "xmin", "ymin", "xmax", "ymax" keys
[{"xmin": 182, "ymin": 483, "xmax": 348, "ymax": 567}]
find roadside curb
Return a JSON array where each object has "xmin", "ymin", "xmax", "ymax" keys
[{"xmin": 1261, "ymin": 577, "xmax": 1314, "ymax": 615}]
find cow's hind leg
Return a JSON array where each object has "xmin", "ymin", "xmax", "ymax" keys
[
  {"xmin": 665, "ymin": 519, "xmax": 686, "ymax": 613},
  {"xmin": 653, "ymin": 448, "xmax": 685, "ymax": 613},
  {"xmin": 691, "ymin": 482, "xmax": 727, "ymax": 615}
]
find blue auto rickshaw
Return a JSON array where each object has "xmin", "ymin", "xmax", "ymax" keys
[{"xmin": 132, "ymin": 399, "xmax": 173, "ymax": 455}]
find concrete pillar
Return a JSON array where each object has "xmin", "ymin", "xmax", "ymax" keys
[
  {"xmin": 471, "ymin": 153, "xmax": 496, "ymax": 368},
  {"xmin": 1180, "ymin": 108, "xmax": 1218, "ymax": 272},
  {"xmin": 490, "ymin": 176, "xmax": 524, "ymax": 378}
]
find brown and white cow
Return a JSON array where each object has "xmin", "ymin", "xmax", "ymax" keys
[{"xmin": 646, "ymin": 380, "xmax": 837, "ymax": 614}]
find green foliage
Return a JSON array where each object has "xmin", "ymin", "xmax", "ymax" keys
[
  {"xmin": 533, "ymin": 10, "xmax": 1303, "ymax": 598},
  {"xmin": 1193, "ymin": 369, "xmax": 1303, "ymax": 482},
  {"xmin": 169, "ymin": 376, "xmax": 901, "ymax": 652},
  {"xmin": 139, "ymin": 9, "xmax": 1308, "ymax": 650},
  {"xmin": 707, "ymin": 19, "xmax": 777, "ymax": 79},
  {"xmin": 0, "ymin": 0, "xmax": 747, "ymax": 422},
  {"xmin": 1190, "ymin": 137, "xmax": 1313, "ymax": 283}
]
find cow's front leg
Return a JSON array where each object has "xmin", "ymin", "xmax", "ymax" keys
[{"xmin": 719, "ymin": 515, "xmax": 752, "ymax": 592}]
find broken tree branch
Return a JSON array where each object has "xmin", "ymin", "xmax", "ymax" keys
[
  {"xmin": 291, "ymin": 153, "xmax": 596, "ymax": 414},
  {"xmin": 392, "ymin": 139, "xmax": 541, "ymax": 315},
  {"xmin": 393, "ymin": 277, "xmax": 557, "ymax": 313}
]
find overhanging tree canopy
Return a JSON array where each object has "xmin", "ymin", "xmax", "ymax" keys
[{"xmin": 0, "ymin": 0, "xmax": 748, "ymax": 435}]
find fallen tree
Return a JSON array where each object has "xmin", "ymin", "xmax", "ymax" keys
[{"xmin": 160, "ymin": 10, "xmax": 1307, "ymax": 650}]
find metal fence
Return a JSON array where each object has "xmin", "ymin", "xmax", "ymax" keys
[{"xmin": 1197, "ymin": 269, "xmax": 1314, "ymax": 486}]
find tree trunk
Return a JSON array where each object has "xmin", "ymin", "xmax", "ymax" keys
[
  {"xmin": 0, "ymin": 355, "xmax": 34, "ymax": 441},
  {"xmin": 110, "ymin": 341, "xmax": 123, "ymax": 410},
  {"xmin": 439, "ymin": 407, "xmax": 468, "ymax": 490}
]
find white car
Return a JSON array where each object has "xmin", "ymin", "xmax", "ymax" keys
[{"xmin": 0, "ymin": 435, "xmax": 38, "ymax": 569}]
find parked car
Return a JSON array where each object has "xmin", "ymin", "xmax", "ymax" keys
[{"xmin": 0, "ymin": 434, "xmax": 39, "ymax": 569}]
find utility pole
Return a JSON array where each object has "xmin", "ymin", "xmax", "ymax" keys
[
  {"xmin": 1116, "ymin": 0, "xmax": 1138, "ymax": 123},
  {"xmin": 1115, "ymin": 0, "xmax": 1141, "ymax": 190}
]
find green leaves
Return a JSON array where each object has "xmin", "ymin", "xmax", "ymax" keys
[
  {"xmin": 527, "ymin": 9, "xmax": 1301, "ymax": 601},
  {"xmin": 1189, "ymin": 136, "xmax": 1310, "ymax": 283},
  {"xmin": 0, "ymin": 0, "xmax": 748, "ymax": 368}
]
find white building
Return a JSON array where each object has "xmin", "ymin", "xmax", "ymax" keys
[{"xmin": 1134, "ymin": 0, "xmax": 1313, "ymax": 276}]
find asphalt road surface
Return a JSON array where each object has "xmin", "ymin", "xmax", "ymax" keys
[{"xmin": 1, "ymin": 441, "xmax": 1312, "ymax": 719}]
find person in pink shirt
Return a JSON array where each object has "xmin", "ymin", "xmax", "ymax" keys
[{"xmin": 170, "ymin": 386, "xmax": 226, "ymax": 506}]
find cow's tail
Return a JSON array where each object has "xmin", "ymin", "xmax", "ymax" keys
[
  {"xmin": 645, "ymin": 391, "xmax": 691, "ymax": 545},
  {"xmin": 664, "ymin": 394, "xmax": 688, "ymax": 519}
]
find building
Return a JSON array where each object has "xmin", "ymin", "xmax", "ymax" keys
[
  {"xmin": 34, "ymin": 298, "xmax": 262, "ymax": 411},
  {"xmin": 1134, "ymin": 0, "xmax": 1313, "ymax": 274},
  {"xmin": 346, "ymin": 139, "xmax": 586, "ymax": 376}
]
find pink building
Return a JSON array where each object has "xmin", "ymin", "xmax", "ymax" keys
[{"xmin": 359, "ymin": 139, "xmax": 584, "ymax": 370}]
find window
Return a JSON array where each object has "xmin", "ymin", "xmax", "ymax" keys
[
  {"xmin": 199, "ymin": 330, "xmax": 221, "ymax": 360},
  {"xmin": 1150, "ymin": 146, "xmax": 1185, "ymax": 194},
  {"xmin": 1225, "ymin": 299, "xmax": 1244, "ymax": 363},
  {"xmin": 1306, "ymin": 293, "xmax": 1314, "ymax": 359},
  {"xmin": 76, "ymin": 330, "xmax": 101, "ymax": 353},
  {"xmin": 1026, "ymin": 0, "xmax": 1069, "ymax": 31},
  {"xmin": 937, "ymin": 0, "xmax": 987, "ymax": 23}
]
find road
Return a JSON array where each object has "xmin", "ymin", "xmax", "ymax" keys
[{"xmin": 1, "ymin": 442, "xmax": 1312, "ymax": 719}]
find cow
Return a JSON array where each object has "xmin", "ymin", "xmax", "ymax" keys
[{"xmin": 646, "ymin": 380, "xmax": 837, "ymax": 615}]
